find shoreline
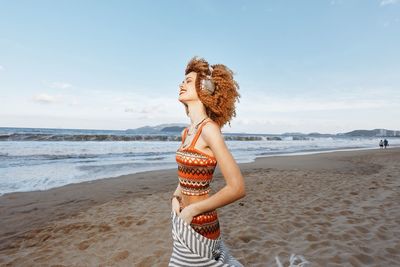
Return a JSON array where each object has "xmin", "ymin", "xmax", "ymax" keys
[
  {"xmin": 1, "ymin": 147, "xmax": 399, "ymax": 265},
  {"xmin": 2, "ymin": 144, "xmax": 398, "ymax": 197}
]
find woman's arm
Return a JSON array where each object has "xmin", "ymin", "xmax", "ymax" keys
[
  {"xmin": 174, "ymin": 127, "xmax": 186, "ymax": 200},
  {"xmin": 171, "ymin": 128, "xmax": 186, "ymax": 207},
  {"xmin": 171, "ymin": 183, "xmax": 182, "ymax": 213},
  {"xmin": 190, "ymin": 122, "xmax": 246, "ymax": 216},
  {"xmin": 172, "ymin": 183, "xmax": 182, "ymax": 198}
]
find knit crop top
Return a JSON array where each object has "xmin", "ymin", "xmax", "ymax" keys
[{"xmin": 176, "ymin": 118, "xmax": 217, "ymax": 196}]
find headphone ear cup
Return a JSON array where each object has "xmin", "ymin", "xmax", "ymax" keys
[{"xmin": 201, "ymin": 78, "xmax": 215, "ymax": 94}]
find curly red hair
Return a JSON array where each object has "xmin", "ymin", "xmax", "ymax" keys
[{"xmin": 183, "ymin": 56, "xmax": 241, "ymax": 128}]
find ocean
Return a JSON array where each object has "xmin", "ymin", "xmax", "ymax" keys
[{"xmin": 1, "ymin": 127, "xmax": 399, "ymax": 195}]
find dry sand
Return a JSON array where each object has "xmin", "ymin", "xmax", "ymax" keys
[{"xmin": 0, "ymin": 147, "xmax": 399, "ymax": 266}]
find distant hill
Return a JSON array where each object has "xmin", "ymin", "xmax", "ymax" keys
[
  {"xmin": 282, "ymin": 132, "xmax": 305, "ymax": 136},
  {"xmin": 126, "ymin": 123, "xmax": 186, "ymax": 134},
  {"xmin": 341, "ymin": 129, "xmax": 400, "ymax": 137},
  {"xmin": 308, "ymin": 132, "xmax": 336, "ymax": 137},
  {"xmin": 161, "ymin": 126, "xmax": 186, "ymax": 132},
  {"xmin": 126, "ymin": 124, "xmax": 400, "ymax": 137}
]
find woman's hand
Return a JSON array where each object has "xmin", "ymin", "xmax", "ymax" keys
[
  {"xmin": 178, "ymin": 204, "xmax": 197, "ymax": 224},
  {"xmin": 171, "ymin": 197, "xmax": 181, "ymax": 214}
]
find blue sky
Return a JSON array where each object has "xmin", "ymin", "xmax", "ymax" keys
[{"xmin": 0, "ymin": 0, "xmax": 399, "ymax": 134}]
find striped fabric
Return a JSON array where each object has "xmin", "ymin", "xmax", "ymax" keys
[{"xmin": 169, "ymin": 210, "xmax": 244, "ymax": 267}]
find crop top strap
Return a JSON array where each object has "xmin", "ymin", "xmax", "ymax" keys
[
  {"xmin": 189, "ymin": 118, "xmax": 212, "ymax": 149},
  {"xmin": 181, "ymin": 128, "xmax": 188, "ymax": 144}
]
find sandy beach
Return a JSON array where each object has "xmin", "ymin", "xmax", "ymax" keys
[{"xmin": 0, "ymin": 147, "xmax": 399, "ymax": 266}]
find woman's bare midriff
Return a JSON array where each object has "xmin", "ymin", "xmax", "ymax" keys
[{"xmin": 181, "ymin": 193, "xmax": 209, "ymax": 209}]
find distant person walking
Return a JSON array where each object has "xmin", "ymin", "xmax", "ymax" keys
[
  {"xmin": 379, "ymin": 140, "xmax": 384, "ymax": 149},
  {"xmin": 384, "ymin": 139, "xmax": 389, "ymax": 149}
]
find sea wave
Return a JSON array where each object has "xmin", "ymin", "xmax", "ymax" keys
[
  {"xmin": 0, "ymin": 133, "xmax": 264, "ymax": 142},
  {"xmin": 0, "ymin": 133, "xmax": 180, "ymax": 142}
]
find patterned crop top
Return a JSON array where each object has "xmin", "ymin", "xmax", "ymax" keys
[{"xmin": 176, "ymin": 118, "xmax": 217, "ymax": 196}]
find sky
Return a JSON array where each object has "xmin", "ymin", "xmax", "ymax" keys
[{"xmin": 0, "ymin": 0, "xmax": 399, "ymax": 134}]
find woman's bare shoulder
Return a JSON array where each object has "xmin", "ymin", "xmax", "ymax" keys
[{"xmin": 201, "ymin": 120, "xmax": 222, "ymax": 139}]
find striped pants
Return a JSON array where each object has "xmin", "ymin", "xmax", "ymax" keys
[{"xmin": 169, "ymin": 210, "xmax": 244, "ymax": 267}]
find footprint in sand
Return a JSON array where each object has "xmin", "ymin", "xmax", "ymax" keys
[
  {"xmin": 361, "ymin": 206, "xmax": 375, "ymax": 212},
  {"xmin": 292, "ymin": 221, "xmax": 306, "ymax": 228},
  {"xmin": 309, "ymin": 240, "xmax": 331, "ymax": 250},
  {"xmin": 351, "ymin": 253, "xmax": 374, "ymax": 265},
  {"xmin": 353, "ymin": 225, "xmax": 369, "ymax": 234},
  {"xmin": 40, "ymin": 234, "xmax": 52, "ymax": 242},
  {"xmin": 385, "ymin": 247, "xmax": 397, "ymax": 254},
  {"xmin": 306, "ymin": 233, "xmax": 318, "ymax": 242},
  {"xmin": 237, "ymin": 233, "xmax": 262, "ymax": 243},
  {"xmin": 359, "ymin": 246, "xmax": 374, "ymax": 254},
  {"xmin": 313, "ymin": 206, "xmax": 324, "ymax": 212},
  {"xmin": 116, "ymin": 216, "xmax": 134, "ymax": 227},
  {"xmin": 77, "ymin": 240, "xmax": 91, "ymax": 250},
  {"xmin": 98, "ymin": 223, "xmax": 112, "ymax": 232},
  {"xmin": 112, "ymin": 250, "xmax": 129, "ymax": 261},
  {"xmin": 136, "ymin": 219, "xmax": 147, "ymax": 226},
  {"xmin": 376, "ymin": 232, "xmax": 390, "ymax": 240}
]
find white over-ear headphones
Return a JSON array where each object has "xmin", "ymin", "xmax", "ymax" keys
[{"xmin": 200, "ymin": 66, "xmax": 215, "ymax": 94}]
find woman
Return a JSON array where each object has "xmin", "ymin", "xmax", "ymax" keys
[{"xmin": 169, "ymin": 57, "xmax": 245, "ymax": 266}]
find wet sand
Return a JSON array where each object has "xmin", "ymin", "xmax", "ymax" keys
[{"xmin": 1, "ymin": 147, "xmax": 399, "ymax": 266}]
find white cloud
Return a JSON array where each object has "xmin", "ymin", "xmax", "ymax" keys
[
  {"xmin": 50, "ymin": 82, "xmax": 72, "ymax": 89},
  {"xmin": 28, "ymin": 89, "xmax": 184, "ymax": 122},
  {"xmin": 380, "ymin": 0, "xmax": 398, "ymax": 6},
  {"xmin": 5, "ymin": 84, "xmax": 397, "ymax": 133},
  {"xmin": 124, "ymin": 105, "xmax": 165, "ymax": 115},
  {"xmin": 32, "ymin": 93, "xmax": 59, "ymax": 104},
  {"xmin": 239, "ymin": 85, "xmax": 400, "ymax": 113},
  {"xmin": 124, "ymin": 108, "xmax": 135, "ymax": 113},
  {"xmin": 68, "ymin": 98, "xmax": 79, "ymax": 106},
  {"xmin": 0, "ymin": 65, "xmax": 4, "ymax": 71},
  {"xmin": 224, "ymin": 86, "xmax": 400, "ymax": 133}
]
